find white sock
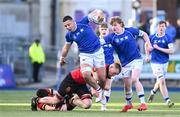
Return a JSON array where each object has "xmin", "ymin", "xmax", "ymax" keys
[{"xmin": 138, "ymin": 91, "xmax": 145, "ymax": 103}]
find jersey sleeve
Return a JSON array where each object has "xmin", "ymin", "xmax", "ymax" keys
[
  {"xmin": 104, "ymin": 33, "xmax": 114, "ymax": 44},
  {"xmin": 166, "ymin": 34, "xmax": 174, "ymax": 43},
  {"xmin": 126, "ymin": 27, "xmax": 144, "ymax": 37},
  {"xmin": 149, "ymin": 35, "xmax": 154, "ymax": 43},
  {"xmin": 65, "ymin": 32, "xmax": 73, "ymax": 44},
  {"xmin": 79, "ymin": 16, "xmax": 89, "ymax": 24},
  {"xmin": 166, "ymin": 34, "xmax": 174, "ymax": 49}
]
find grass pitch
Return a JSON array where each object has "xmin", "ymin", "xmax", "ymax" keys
[{"xmin": 0, "ymin": 90, "xmax": 180, "ymax": 117}]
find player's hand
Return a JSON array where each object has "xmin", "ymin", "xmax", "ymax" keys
[
  {"xmin": 147, "ymin": 44, "xmax": 153, "ymax": 52},
  {"xmin": 59, "ymin": 104, "xmax": 67, "ymax": 111},
  {"xmin": 145, "ymin": 55, "xmax": 150, "ymax": 63},
  {"xmin": 91, "ymin": 88, "xmax": 99, "ymax": 97},
  {"xmin": 59, "ymin": 57, "xmax": 66, "ymax": 66},
  {"xmin": 153, "ymin": 44, "xmax": 159, "ymax": 50}
]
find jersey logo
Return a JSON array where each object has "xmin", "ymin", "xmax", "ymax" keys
[
  {"xmin": 115, "ymin": 38, "xmax": 120, "ymax": 43},
  {"xmin": 124, "ymin": 36, "xmax": 128, "ymax": 40},
  {"xmin": 153, "ymin": 39, "xmax": 166, "ymax": 44},
  {"xmin": 80, "ymin": 28, "xmax": 84, "ymax": 32}
]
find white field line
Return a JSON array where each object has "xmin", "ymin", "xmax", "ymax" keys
[{"xmin": 0, "ymin": 103, "xmax": 180, "ymax": 106}]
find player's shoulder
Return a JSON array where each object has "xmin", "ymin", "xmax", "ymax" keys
[
  {"xmin": 125, "ymin": 27, "xmax": 137, "ymax": 31},
  {"xmin": 65, "ymin": 32, "xmax": 72, "ymax": 38},
  {"xmin": 164, "ymin": 33, "xmax": 174, "ymax": 42},
  {"xmin": 164, "ymin": 33, "xmax": 171, "ymax": 39},
  {"xmin": 149, "ymin": 34, "xmax": 156, "ymax": 39}
]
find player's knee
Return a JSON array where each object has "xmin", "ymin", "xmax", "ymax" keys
[
  {"xmin": 82, "ymin": 99, "xmax": 92, "ymax": 109},
  {"xmin": 84, "ymin": 102, "xmax": 92, "ymax": 109},
  {"xmin": 81, "ymin": 94, "xmax": 92, "ymax": 109},
  {"xmin": 104, "ymin": 85, "xmax": 110, "ymax": 90},
  {"xmin": 82, "ymin": 71, "xmax": 92, "ymax": 79},
  {"xmin": 159, "ymin": 79, "xmax": 165, "ymax": 86}
]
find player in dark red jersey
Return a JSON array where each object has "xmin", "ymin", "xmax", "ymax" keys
[
  {"xmin": 31, "ymin": 88, "xmax": 85, "ymax": 111},
  {"xmin": 31, "ymin": 62, "xmax": 121, "ymax": 111}
]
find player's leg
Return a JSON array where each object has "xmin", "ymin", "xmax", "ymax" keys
[
  {"xmin": 131, "ymin": 59, "xmax": 147, "ymax": 111},
  {"xmin": 148, "ymin": 81, "xmax": 159, "ymax": 102},
  {"xmin": 120, "ymin": 77, "xmax": 133, "ymax": 112},
  {"xmin": 93, "ymin": 47, "xmax": 106, "ymax": 101},
  {"xmin": 72, "ymin": 85, "xmax": 92, "ymax": 109},
  {"xmin": 151, "ymin": 63, "xmax": 174, "ymax": 107},
  {"xmin": 93, "ymin": 47, "xmax": 106, "ymax": 89},
  {"xmin": 118, "ymin": 65, "xmax": 133, "ymax": 112},
  {"xmin": 101, "ymin": 78, "xmax": 113, "ymax": 111},
  {"xmin": 148, "ymin": 63, "xmax": 161, "ymax": 102},
  {"xmin": 69, "ymin": 94, "xmax": 92, "ymax": 109},
  {"xmin": 79, "ymin": 53, "xmax": 103, "ymax": 100},
  {"xmin": 37, "ymin": 75, "xmax": 72, "ymax": 105}
]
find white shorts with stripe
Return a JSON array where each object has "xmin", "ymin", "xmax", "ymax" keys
[
  {"xmin": 150, "ymin": 62, "xmax": 168, "ymax": 79},
  {"xmin": 79, "ymin": 47, "xmax": 105, "ymax": 73},
  {"xmin": 115, "ymin": 59, "xmax": 143, "ymax": 78}
]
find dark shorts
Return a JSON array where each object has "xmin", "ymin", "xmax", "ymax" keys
[{"xmin": 58, "ymin": 73, "xmax": 91, "ymax": 98}]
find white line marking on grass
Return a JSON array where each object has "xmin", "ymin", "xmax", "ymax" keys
[
  {"xmin": 0, "ymin": 103, "xmax": 180, "ymax": 106},
  {"xmin": 0, "ymin": 103, "xmax": 29, "ymax": 106}
]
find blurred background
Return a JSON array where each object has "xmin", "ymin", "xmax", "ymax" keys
[{"xmin": 0, "ymin": 0, "xmax": 180, "ymax": 89}]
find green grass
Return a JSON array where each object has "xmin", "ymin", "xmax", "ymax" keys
[{"xmin": 0, "ymin": 90, "xmax": 180, "ymax": 117}]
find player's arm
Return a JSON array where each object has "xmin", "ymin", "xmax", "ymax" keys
[
  {"xmin": 141, "ymin": 31, "xmax": 153, "ymax": 52},
  {"xmin": 59, "ymin": 43, "xmax": 72, "ymax": 66},
  {"xmin": 153, "ymin": 43, "xmax": 175, "ymax": 54},
  {"xmin": 88, "ymin": 9, "xmax": 105, "ymax": 24},
  {"xmin": 145, "ymin": 42, "xmax": 151, "ymax": 62}
]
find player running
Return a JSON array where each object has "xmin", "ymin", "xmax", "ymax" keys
[
  {"xmin": 105, "ymin": 16, "xmax": 153, "ymax": 112},
  {"xmin": 145, "ymin": 20, "xmax": 175, "ymax": 108},
  {"xmin": 59, "ymin": 9, "xmax": 106, "ymax": 102}
]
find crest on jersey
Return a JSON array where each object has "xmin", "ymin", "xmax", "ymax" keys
[{"xmin": 115, "ymin": 38, "xmax": 120, "ymax": 43}]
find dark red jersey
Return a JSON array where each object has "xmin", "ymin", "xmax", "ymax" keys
[{"xmin": 70, "ymin": 68, "xmax": 86, "ymax": 84}]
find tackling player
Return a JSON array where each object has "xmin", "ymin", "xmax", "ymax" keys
[{"xmin": 31, "ymin": 63, "xmax": 121, "ymax": 111}]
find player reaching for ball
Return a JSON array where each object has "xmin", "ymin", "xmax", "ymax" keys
[{"xmin": 59, "ymin": 9, "xmax": 106, "ymax": 102}]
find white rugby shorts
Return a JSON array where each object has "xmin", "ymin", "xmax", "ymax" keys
[
  {"xmin": 150, "ymin": 62, "xmax": 168, "ymax": 79},
  {"xmin": 79, "ymin": 47, "xmax": 105, "ymax": 73}
]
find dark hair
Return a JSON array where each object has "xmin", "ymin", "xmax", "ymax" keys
[
  {"xmin": 110, "ymin": 16, "xmax": 124, "ymax": 27},
  {"xmin": 114, "ymin": 62, "xmax": 121, "ymax": 73},
  {"xmin": 96, "ymin": 23, "xmax": 108, "ymax": 36},
  {"xmin": 99, "ymin": 23, "xmax": 108, "ymax": 28},
  {"xmin": 63, "ymin": 16, "xmax": 73, "ymax": 22},
  {"xmin": 158, "ymin": 20, "xmax": 167, "ymax": 27},
  {"xmin": 35, "ymin": 38, "xmax": 40, "ymax": 43},
  {"xmin": 36, "ymin": 89, "xmax": 49, "ymax": 97}
]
